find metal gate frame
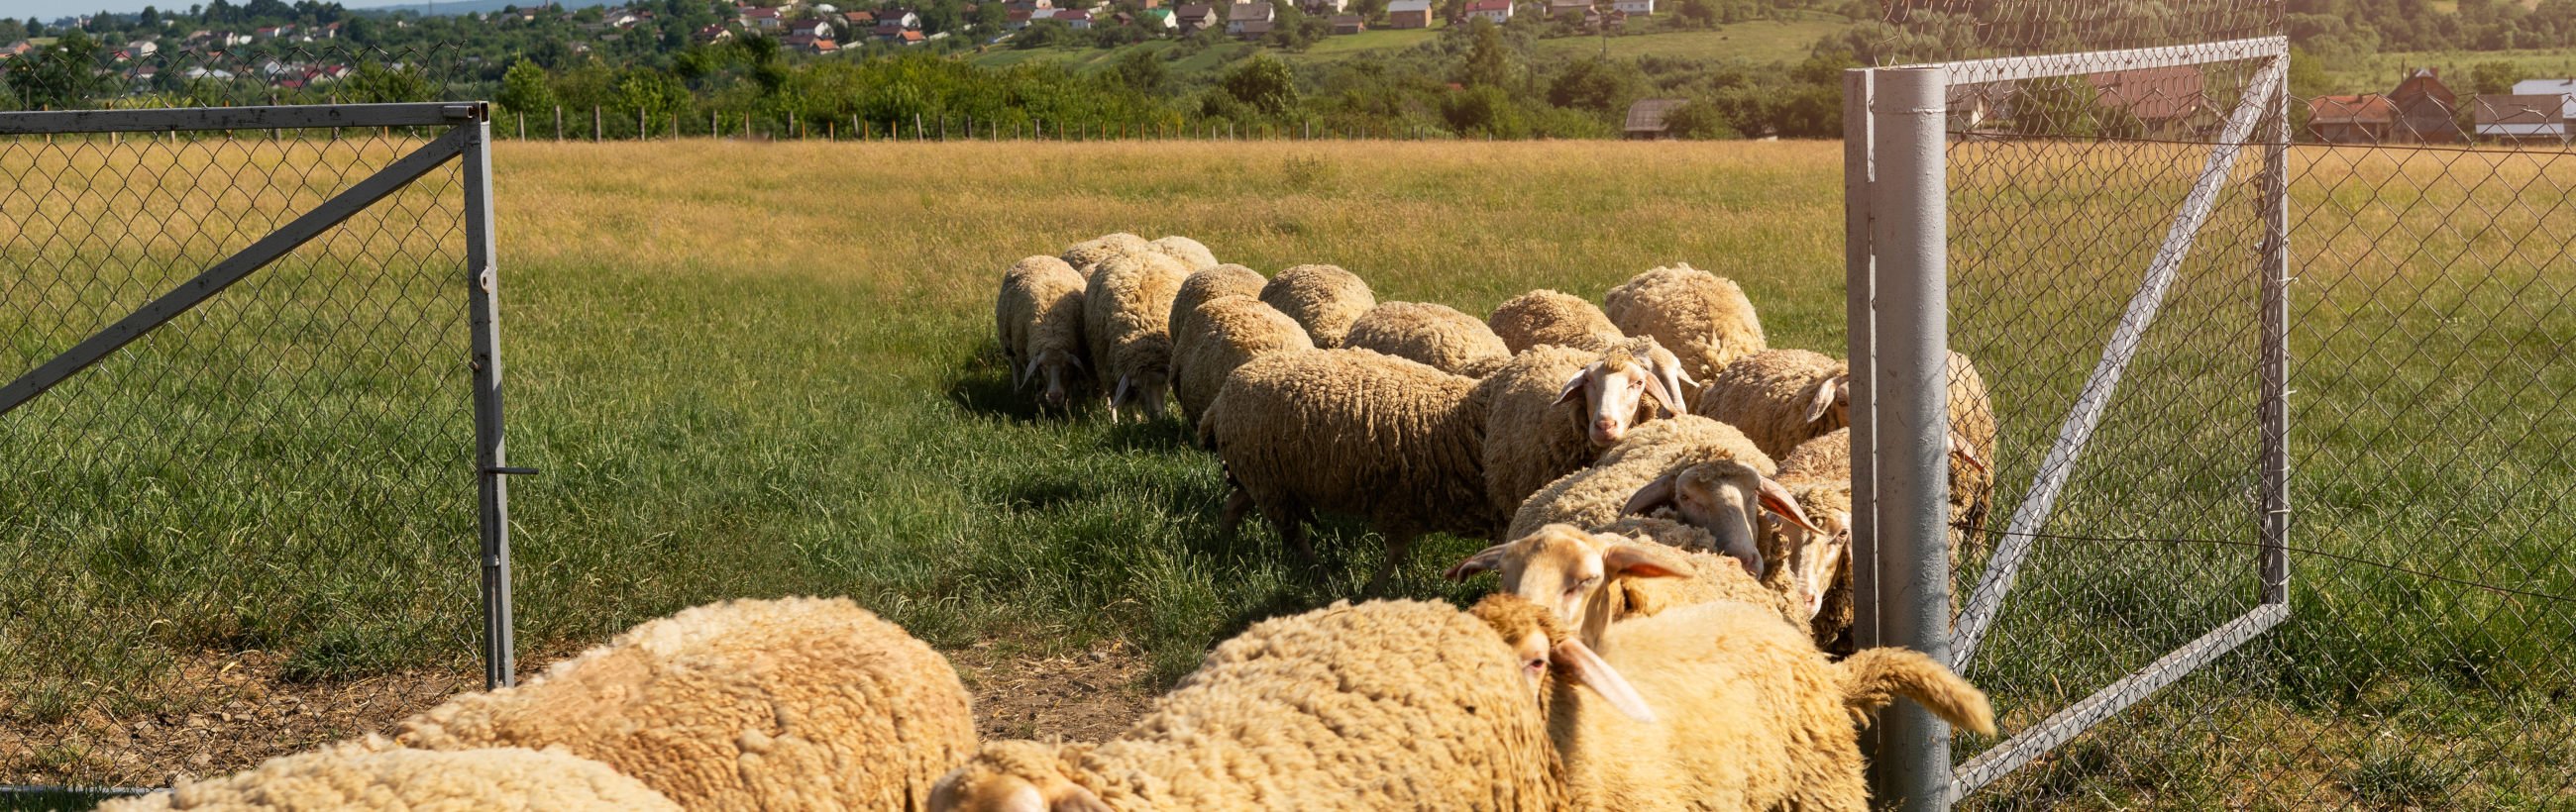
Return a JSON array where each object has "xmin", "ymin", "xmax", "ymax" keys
[
  {"xmin": 1843, "ymin": 38, "xmax": 2293, "ymax": 808},
  {"xmin": 0, "ymin": 101, "xmax": 522, "ymax": 692}
]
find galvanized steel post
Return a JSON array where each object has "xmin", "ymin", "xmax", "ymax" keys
[
  {"xmin": 2257, "ymin": 60, "xmax": 2291, "ymax": 607},
  {"xmin": 461, "ymin": 109, "xmax": 518, "ymax": 690},
  {"xmin": 1859, "ymin": 65, "xmax": 1954, "ymax": 812}
]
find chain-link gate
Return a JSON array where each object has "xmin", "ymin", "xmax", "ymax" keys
[
  {"xmin": 1850, "ymin": 1, "xmax": 2576, "ymax": 808},
  {"xmin": 0, "ymin": 102, "xmax": 517, "ymax": 790}
]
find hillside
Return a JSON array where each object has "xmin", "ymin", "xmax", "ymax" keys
[{"xmin": 968, "ymin": 17, "xmax": 1845, "ymax": 80}]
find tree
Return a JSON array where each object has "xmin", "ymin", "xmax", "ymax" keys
[
  {"xmin": 1441, "ymin": 83, "xmax": 1526, "ymax": 137},
  {"xmin": 2469, "ymin": 60, "xmax": 2528, "ymax": 95},
  {"xmin": 1662, "ymin": 97, "xmax": 1736, "ymax": 139},
  {"xmin": 1459, "ymin": 16, "xmax": 1508, "ymax": 88},
  {"xmin": 341, "ymin": 60, "xmax": 435, "ymax": 103},
  {"xmin": 3, "ymin": 31, "xmax": 108, "ymax": 110},
  {"xmin": 139, "ymin": 5, "xmax": 161, "ymax": 27},
  {"xmin": 1220, "ymin": 53, "xmax": 1297, "ymax": 116},
  {"xmin": 1016, "ymin": 18, "xmax": 1071, "ymax": 48},
  {"xmin": 1112, "ymin": 46, "xmax": 1166, "ymax": 93},
  {"xmin": 497, "ymin": 57, "xmax": 556, "ymax": 115},
  {"xmin": 1547, "ymin": 53, "xmax": 1640, "ymax": 113}
]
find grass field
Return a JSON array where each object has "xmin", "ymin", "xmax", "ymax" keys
[
  {"xmin": 2, "ymin": 137, "xmax": 2571, "ymax": 807},
  {"xmin": 968, "ymin": 17, "xmax": 1842, "ymax": 79}
]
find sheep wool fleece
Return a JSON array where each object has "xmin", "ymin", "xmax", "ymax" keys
[{"xmin": 99, "ymin": 741, "xmax": 682, "ymax": 812}]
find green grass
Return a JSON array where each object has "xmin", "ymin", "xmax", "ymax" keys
[
  {"xmin": 1533, "ymin": 19, "xmax": 1844, "ymax": 64},
  {"xmin": 967, "ymin": 17, "xmax": 1839, "ymax": 80},
  {"xmin": 3, "ymin": 137, "xmax": 2571, "ymax": 807}
]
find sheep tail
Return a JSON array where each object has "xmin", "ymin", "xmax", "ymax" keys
[{"xmin": 1832, "ymin": 648, "xmax": 1997, "ymax": 737}]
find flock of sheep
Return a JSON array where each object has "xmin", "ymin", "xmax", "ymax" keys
[{"xmin": 105, "ymin": 234, "xmax": 2005, "ymax": 811}]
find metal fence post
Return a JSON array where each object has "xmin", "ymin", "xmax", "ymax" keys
[
  {"xmin": 1859, "ymin": 65, "xmax": 1953, "ymax": 812},
  {"xmin": 460, "ymin": 110, "xmax": 518, "ymax": 690},
  {"xmin": 2257, "ymin": 63, "xmax": 2292, "ymax": 607}
]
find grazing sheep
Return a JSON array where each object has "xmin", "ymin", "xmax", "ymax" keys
[
  {"xmin": 1083, "ymin": 251, "xmax": 1194, "ymax": 420},
  {"xmin": 1165, "ymin": 264, "xmax": 1266, "ymax": 366},
  {"xmin": 1693, "ymin": 349, "xmax": 1851, "ymax": 460},
  {"xmin": 1946, "ymin": 351, "xmax": 1998, "ymax": 555},
  {"xmin": 1341, "ymin": 301, "xmax": 1512, "ymax": 377},
  {"xmin": 996, "ymin": 254, "xmax": 1092, "ymax": 408},
  {"xmin": 1145, "ymin": 235, "xmax": 1220, "ymax": 269},
  {"xmin": 928, "ymin": 598, "xmax": 1648, "ymax": 812},
  {"xmin": 1446, "ymin": 522, "xmax": 1802, "ymax": 653},
  {"xmin": 389, "ymin": 597, "xmax": 977, "ymax": 812},
  {"xmin": 1203, "ymin": 344, "xmax": 1681, "ymax": 590},
  {"xmin": 1256, "ymin": 263, "xmax": 1375, "ymax": 349},
  {"xmin": 100, "ymin": 741, "xmax": 682, "ymax": 811},
  {"xmin": 1539, "ymin": 598, "xmax": 1994, "ymax": 811},
  {"xmin": 1775, "ymin": 423, "xmax": 1986, "ymax": 654},
  {"xmin": 1169, "ymin": 294, "xmax": 1312, "ymax": 428},
  {"xmin": 1488, "ymin": 289, "xmax": 1623, "ymax": 355},
  {"xmin": 1060, "ymin": 233, "xmax": 1153, "ymax": 278},
  {"xmin": 1602, "ymin": 262, "xmax": 1768, "ymax": 392},
  {"xmin": 1507, "ymin": 415, "xmax": 1816, "ymax": 576}
]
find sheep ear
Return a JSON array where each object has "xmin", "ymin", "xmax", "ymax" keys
[
  {"xmin": 1758, "ymin": 476, "xmax": 1823, "ymax": 534},
  {"xmin": 1602, "ymin": 544, "xmax": 1690, "ymax": 580},
  {"xmin": 1445, "ymin": 543, "xmax": 1512, "ymax": 580},
  {"xmin": 1805, "ymin": 374, "xmax": 1846, "ymax": 423},
  {"xmin": 1623, "ymin": 473, "xmax": 1677, "ymax": 516},
  {"xmin": 1553, "ymin": 366, "xmax": 1593, "ymax": 406},
  {"xmin": 1554, "ymin": 640, "xmax": 1655, "ymax": 724},
  {"xmin": 1638, "ymin": 371, "xmax": 1683, "ymax": 418},
  {"xmin": 1948, "ymin": 429, "xmax": 1989, "ymax": 475}
]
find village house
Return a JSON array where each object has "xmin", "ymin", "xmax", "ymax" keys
[
  {"xmin": 787, "ymin": 18, "xmax": 835, "ymax": 38},
  {"xmin": 1461, "ymin": 0, "xmax": 1512, "ymax": 23},
  {"xmin": 1172, "ymin": 3, "xmax": 1220, "ymax": 33},
  {"xmin": 739, "ymin": 5, "xmax": 785, "ymax": 29},
  {"xmin": 1235, "ymin": 19, "xmax": 1272, "ymax": 39},
  {"xmin": 0, "ymin": 41, "xmax": 33, "ymax": 60},
  {"xmin": 2472, "ymin": 93, "xmax": 2569, "ymax": 144},
  {"xmin": 1384, "ymin": 0, "xmax": 1432, "ymax": 28},
  {"xmin": 1055, "ymin": 9, "xmax": 1093, "ymax": 28},
  {"xmin": 2089, "ymin": 65, "xmax": 2204, "ymax": 136},
  {"xmin": 1140, "ymin": 8, "xmax": 1177, "ymax": 29},
  {"xmin": 880, "ymin": 8, "xmax": 922, "ymax": 28},
  {"xmin": 782, "ymin": 31, "xmax": 836, "ymax": 51},
  {"xmin": 1623, "ymin": 98, "xmax": 1685, "ymax": 139},
  {"xmin": 1610, "ymin": 0, "xmax": 1650, "ymax": 14},
  {"xmin": 1330, "ymin": 13, "xmax": 1363, "ymax": 33},
  {"xmin": 2388, "ymin": 67, "xmax": 2462, "ymax": 144},
  {"xmin": 694, "ymin": 23, "xmax": 734, "ymax": 42},
  {"xmin": 1226, "ymin": 1, "xmax": 1275, "ymax": 35},
  {"xmin": 602, "ymin": 8, "xmax": 644, "ymax": 27},
  {"xmin": 2513, "ymin": 78, "xmax": 2576, "ymax": 137},
  {"xmin": 1303, "ymin": 0, "xmax": 1347, "ymax": 13},
  {"xmin": 2307, "ymin": 94, "xmax": 2395, "ymax": 144},
  {"xmin": 1546, "ymin": 0, "xmax": 1588, "ymax": 19},
  {"xmin": 897, "ymin": 29, "xmax": 925, "ymax": 44}
]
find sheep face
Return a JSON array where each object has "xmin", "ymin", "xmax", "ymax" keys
[
  {"xmin": 1448, "ymin": 525, "xmax": 1688, "ymax": 647},
  {"xmin": 1807, "ymin": 373, "xmax": 1852, "ymax": 427},
  {"xmin": 1556, "ymin": 355, "xmax": 1681, "ymax": 448},
  {"xmin": 930, "ymin": 749, "xmax": 1113, "ymax": 812},
  {"xmin": 1625, "ymin": 461, "xmax": 1821, "ymax": 576},
  {"xmin": 1776, "ymin": 493, "xmax": 1853, "ymax": 620},
  {"xmin": 1466, "ymin": 592, "xmax": 1657, "ymax": 723},
  {"xmin": 1026, "ymin": 348, "xmax": 1085, "ymax": 407}
]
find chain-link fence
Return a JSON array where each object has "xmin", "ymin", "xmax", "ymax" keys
[
  {"xmin": 0, "ymin": 79, "xmax": 513, "ymax": 787},
  {"xmin": 1851, "ymin": 0, "xmax": 2576, "ymax": 808}
]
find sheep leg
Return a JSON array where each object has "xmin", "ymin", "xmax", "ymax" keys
[{"xmin": 1364, "ymin": 531, "xmax": 1420, "ymax": 596}]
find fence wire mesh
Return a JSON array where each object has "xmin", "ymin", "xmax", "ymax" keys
[
  {"xmin": 0, "ymin": 103, "xmax": 486, "ymax": 785},
  {"xmin": 1869, "ymin": 1, "xmax": 2576, "ymax": 808}
]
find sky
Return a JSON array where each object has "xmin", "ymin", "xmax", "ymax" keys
[{"xmin": 2, "ymin": 0, "xmax": 411, "ymax": 28}]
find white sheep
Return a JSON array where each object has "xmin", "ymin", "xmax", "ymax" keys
[
  {"xmin": 927, "ymin": 598, "xmax": 1648, "ymax": 811},
  {"xmin": 1507, "ymin": 414, "xmax": 1817, "ymax": 576},
  {"xmin": 1692, "ymin": 348, "xmax": 1849, "ymax": 460},
  {"xmin": 1165, "ymin": 263, "xmax": 1266, "ymax": 368},
  {"xmin": 1145, "ymin": 235, "xmax": 1220, "ymax": 269},
  {"xmin": 99, "ymin": 740, "xmax": 682, "ymax": 811},
  {"xmin": 996, "ymin": 254, "xmax": 1092, "ymax": 408},
  {"xmin": 1602, "ymin": 262, "xmax": 1768, "ymax": 393},
  {"xmin": 1169, "ymin": 293, "xmax": 1312, "ymax": 429},
  {"xmin": 1340, "ymin": 300, "xmax": 1513, "ymax": 376},
  {"xmin": 1445, "ymin": 522, "xmax": 1803, "ymax": 652},
  {"xmin": 1082, "ymin": 251, "xmax": 1194, "ymax": 421},
  {"xmin": 1256, "ymin": 263, "xmax": 1375, "ymax": 349},
  {"xmin": 388, "ymin": 597, "xmax": 978, "ymax": 812},
  {"xmin": 1059, "ymin": 233, "xmax": 1153, "ymax": 279},
  {"xmin": 1488, "ymin": 289, "xmax": 1623, "ymax": 355}
]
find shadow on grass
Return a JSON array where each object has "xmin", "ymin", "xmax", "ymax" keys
[
  {"xmin": 1099, "ymin": 416, "xmax": 1193, "ymax": 454},
  {"xmin": 943, "ymin": 348, "xmax": 1093, "ymax": 424}
]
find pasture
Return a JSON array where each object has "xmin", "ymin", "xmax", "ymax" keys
[{"xmin": 1, "ymin": 138, "xmax": 2569, "ymax": 808}]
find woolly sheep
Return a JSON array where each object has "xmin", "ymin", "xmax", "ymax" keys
[
  {"xmin": 1538, "ymin": 598, "xmax": 1994, "ymax": 811},
  {"xmin": 1488, "ymin": 289, "xmax": 1623, "ymax": 355},
  {"xmin": 1168, "ymin": 294, "xmax": 1312, "ymax": 429},
  {"xmin": 1506, "ymin": 414, "xmax": 1817, "ymax": 575},
  {"xmin": 1602, "ymin": 262, "xmax": 1768, "ymax": 393},
  {"xmin": 1771, "ymin": 428, "xmax": 1860, "ymax": 649},
  {"xmin": 1946, "ymin": 351, "xmax": 1998, "ymax": 555},
  {"xmin": 1145, "ymin": 235, "xmax": 1220, "ymax": 269},
  {"xmin": 1165, "ymin": 263, "xmax": 1266, "ymax": 367},
  {"xmin": 99, "ymin": 741, "xmax": 682, "ymax": 811},
  {"xmin": 1445, "ymin": 522, "xmax": 1802, "ymax": 653},
  {"xmin": 927, "ymin": 598, "xmax": 1649, "ymax": 812},
  {"xmin": 1256, "ymin": 263, "xmax": 1375, "ymax": 349},
  {"xmin": 1202, "ymin": 345, "xmax": 1677, "ymax": 590},
  {"xmin": 996, "ymin": 254, "xmax": 1092, "ymax": 408},
  {"xmin": 1693, "ymin": 349, "xmax": 1850, "ymax": 460},
  {"xmin": 1083, "ymin": 251, "xmax": 1194, "ymax": 420},
  {"xmin": 1341, "ymin": 300, "xmax": 1512, "ymax": 377},
  {"xmin": 388, "ymin": 597, "xmax": 978, "ymax": 812},
  {"xmin": 1060, "ymin": 233, "xmax": 1152, "ymax": 278}
]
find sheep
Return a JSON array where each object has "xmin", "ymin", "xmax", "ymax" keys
[
  {"xmin": 1506, "ymin": 414, "xmax": 1817, "ymax": 576},
  {"xmin": 996, "ymin": 254, "xmax": 1092, "ymax": 408},
  {"xmin": 1488, "ymin": 289, "xmax": 1623, "ymax": 355},
  {"xmin": 927, "ymin": 598, "xmax": 1650, "ymax": 812},
  {"xmin": 1535, "ymin": 598, "xmax": 1994, "ymax": 811},
  {"xmin": 1946, "ymin": 351, "xmax": 1998, "ymax": 556},
  {"xmin": 1201, "ymin": 344, "xmax": 1680, "ymax": 591},
  {"xmin": 1692, "ymin": 348, "xmax": 1850, "ymax": 460},
  {"xmin": 1256, "ymin": 263, "xmax": 1375, "ymax": 349},
  {"xmin": 388, "ymin": 597, "xmax": 978, "ymax": 812},
  {"xmin": 1168, "ymin": 294, "xmax": 1312, "ymax": 429},
  {"xmin": 1445, "ymin": 522, "xmax": 1803, "ymax": 654},
  {"xmin": 1165, "ymin": 264, "xmax": 1266, "ymax": 367},
  {"xmin": 1082, "ymin": 251, "xmax": 1194, "ymax": 421},
  {"xmin": 1145, "ymin": 235, "xmax": 1219, "ymax": 269},
  {"xmin": 1060, "ymin": 233, "xmax": 1153, "ymax": 278},
  {"xmin": 1341, "ymin": 300, "xmax": 1512, "ymax": 377},
  {"xmin": 100, "ymin": 740, "xmax": 683, "ymax": 811},
  {"xmin": 1602, "ymin": 262, "xmax": 1768, "ymax": 393},
  {"xmin": 1773, "ymin": 422, "xmax": 1988, "ymax": 654}
]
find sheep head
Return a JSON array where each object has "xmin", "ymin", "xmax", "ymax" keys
[
  {"xmin": 1025, "ymin": 349, "xmax": 1085, "ymax": 408},
  {"xmin": 1556, "ymin": 348, "xmax": 1682, "ymax": 448},
  {"xmin": 1467, "ymin": 592, "xmax": 1655, "ymax": 724},
  {"xmin": 1776, "ymin": 483, "xmax": 1854, "ymax": 621},
  {"xmin": 1447, "ymin": 524, "xmax": 1690, "ymax": 650},
  {"xmin": 1805, "ymin": 373, "xmax": 1852, "ymax": 426},
  {"xmin": 1107, "ymin": 340, "xmax": 1172, "ymax": 422},
  {"xmin": 1624, "ymin": 460, "xmax": 1820, "ymax": 577},
  {"xmin": 930, "ymin": 742, "xmax": 1113, "ymax": 812}
]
